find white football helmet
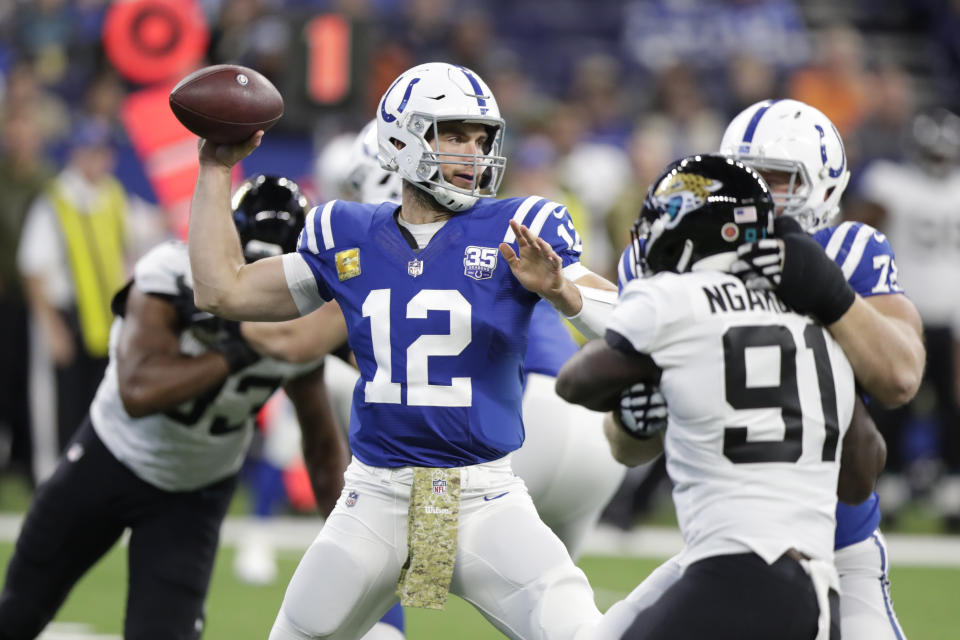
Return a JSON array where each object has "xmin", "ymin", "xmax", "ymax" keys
[
  {"xmin": 376, "ymin": 62, "xmax": 506, "ymax": 212},
  {"xmin": 719, "ymin": 99, "xmax": 850, "ymax": 231},
  {"xmin": 345, "ymin": 120, "xmax": 403, "ymax": 204},
  {"xmin": 314, "ymin": 131, "xmax": 358, "ymax": 200}
]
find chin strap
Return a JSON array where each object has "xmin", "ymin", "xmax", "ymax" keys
[{"xmin": 562, "ymin": 285, "xmax": 618, "ymax": 340}]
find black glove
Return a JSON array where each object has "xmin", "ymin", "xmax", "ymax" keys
[
  {"xmin": 732, "ymin": 216, "xmax": 856, "ymax": 325},
  {"xmin": 617, "ymin": 382, "xmax": 668, "ymax": 440},
  {"xmin": 208, "ymin": 321, "xmax": 261, "ymax": 373}
]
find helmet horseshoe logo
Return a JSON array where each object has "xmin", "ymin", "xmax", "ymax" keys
[
  {"xmin": 814, "ymin": 124, "xmax": 846, "ymax": 179},
  {"xmin": 379, "ymin": 77, "xmax": 421, "ymax": 124}
]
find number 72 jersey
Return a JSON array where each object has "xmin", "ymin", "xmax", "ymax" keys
[{"xmin": 288, "ymin": 197, "xmax": 584, "ymax": 468}]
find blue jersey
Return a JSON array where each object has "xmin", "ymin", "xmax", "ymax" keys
[
  {"xmin": 813, "ymin": 221, "xmax": 902, "ymax": 549},
  {"xmin": 297, "ymin": 196, "xmax": 582, "ymax": 467},
  {"xmin": 523, "ymin": 300, "xmax": 578, "ymax": 377},
  {"xmin": 615, "ymin": 220, "xmax": 902, "ymax": 549},
  {"xmin": 616, "ymin": 238, "xmax": 644, "ymax": 292}
]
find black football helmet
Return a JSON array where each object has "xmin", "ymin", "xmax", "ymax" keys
[
  {"xmin": 633, "ymin": 154, "xmax": 775, "ymax": 275},
  {"xmin": 231, "ymin": 175, "xmax": 309, "ymax": 262}
]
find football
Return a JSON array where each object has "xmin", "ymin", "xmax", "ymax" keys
[{"xmin": 169, "ymin": 64, "xmax": 284, "ymax": 144}]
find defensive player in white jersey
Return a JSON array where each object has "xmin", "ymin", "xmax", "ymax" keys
[
  {"xmin": 187, "ymin": 62, "xmax": 620, "ymax": 640},
  {"xmin": 247, "ymin": 120, "xmax": 626, "ymax": 558},
  {"xmin": 609, "ymin": 99, "xmax": 919, "ymax": 640},
  {"xmin": 0, "ymin": 176, "xmax": 349, "ymax": 640},
  {"xmin": 558, "ymin": 154, "xmax": 858, "ymax": 639}
]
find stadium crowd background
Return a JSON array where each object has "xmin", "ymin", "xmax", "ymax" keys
[{"xmin": 1, "ymin": 0, "xmax": 960, "ymax": 532}]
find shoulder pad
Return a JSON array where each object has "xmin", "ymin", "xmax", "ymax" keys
[
  {"xmin": 299, "ymin": 200, "xmax": 381, "ymax": 254},
  {"xmin": 134, "ymin": 240, "xmax": 190, "ymax": 297}
]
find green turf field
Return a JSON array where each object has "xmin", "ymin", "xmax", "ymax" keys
[{"xmin": 1, "ymin": 542, "xmax": 956, "ymax": 639}]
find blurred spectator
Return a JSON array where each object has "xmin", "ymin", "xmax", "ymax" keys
[
  {"xmin": 13, "ymin": 0, "xmax": 71, "ymax": 87},
  {"xmin": 558, "ymin": 141, "xmax": 630, "ymax": 275},
  {"xmin": 446, "ymin": 9, "xmax": 496, "ymax": 77},
  {"xmin": 80, "ymin": 70, "xmax": 125, "ymax": 131},
  {"xmin": 606, "ymin": 122, "xmax": 674, "ymax": 255},
  {"xmin": 848, "ymin": 63, "xmax": 916, "ymax": 166},
  {"xmin": 723, "ymin": 53, "xmax": 778, "ymax": 119},
  {"xmin": 0, "ymin": 60, "xmax": 70, "ymax": 147},
  {"xmin": 788, "ymin": 24, "xmax": 871, "ymax": 137},
  {"xmin": 847, "ymin": 107, "xmax": 960, "ymax": 530},
  {"xmin": 0, "ymin": 108, "xmax": 55, "ymax": 479},
  {"xmin": 399, "ymin": 0, "xmax": 454, "ymax": 61},
  {"xmin": 210, "ymin": 0, "xmax": 292, "ymax": 82},
  {"xmin": 482, "ymin": 50, "xmax": 549, "ymax": 130},
  {"xmin": 566, "ymin": 53, "xmax": 632, "ymax": 147},
  {"xmin": 17, "ymin": 119, "xmax": 129, "ymax": 480},
  {"xmin": 642, "ymin": 62, "xmax": 724, "ymax": 160}
]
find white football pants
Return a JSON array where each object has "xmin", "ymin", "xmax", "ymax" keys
[
  {"xmin": 324, "ymin": 364, "xmax": 627, "ymax": 560},
  {"xmin": 513, "ymin": 373, "xmax": 627, "ymax": 559},
  {"xmin": 268, "ymin": 456, "xmax": 602, "ymax": 640},
  {"xmin": 835, "ymin": 529, "xmax": 907, "ymax": 640}
]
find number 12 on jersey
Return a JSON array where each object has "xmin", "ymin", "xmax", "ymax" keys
[{"xmin": 362, "ymin": 288, "xmax": 473, "ymax": 407}]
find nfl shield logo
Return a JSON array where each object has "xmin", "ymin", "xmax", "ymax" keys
[
  {"xmin": 432, "ymin": 478, "xmax": 446, "ymax": 494},
  {"xmin": 408, "ymin": 258, "xmax": 424, "ymax": 278},
  {"xmin": 345, "ymin": 490, "xmax": 359, "ymax": 507}
]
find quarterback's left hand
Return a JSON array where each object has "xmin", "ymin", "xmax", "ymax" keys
[{"xmin": 499, "ymin": 219, "xmax": 566, "ymax": 298}]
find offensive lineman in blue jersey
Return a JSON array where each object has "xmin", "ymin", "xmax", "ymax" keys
[
  {"xmin": 187, "ymin": 63, "xmax": 620, "ymax": 640},
  {"xmin": 606, "ymin": 100, "xmax": 922, "ymax": 640}
]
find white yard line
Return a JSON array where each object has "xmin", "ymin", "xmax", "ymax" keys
[
  {"xmin": 2, "ymin": 515, "xmax": 958, "ymax": 568},
  {"xmin": 38, "ymin": 623, "xmax": 121, "ymax": 639}
]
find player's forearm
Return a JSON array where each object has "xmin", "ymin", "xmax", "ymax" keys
[
  {"xmin": 241, "ymin": 304, "xmax": 348, "ymax": 363},
  {"xmin": 188, "ymin": 163, "xmax": 247, "ymax": 316},
  {"xmin": 548, "ymin": 273, "xmax": 618, "ymax": 339},
  {"xmin": 556, "ymin": 339, "xmax": 660, "ymax": 411},
  {"xmin": 119, "ymin": 352, "xmax": 230, "ymax": 418},
  {"xmin": 827, "ymin": 297, "xmax": 924, "ymax": 408},
  {"xmin": 535, "ymin": 272, "xmax": 579, "ymax": 317},
  {"xmin": 837, "ymin": 396, "xmax": 887, "ymax": 505},
  {"xmin": 287, "ymin": 371, "xmax": 349, "ymax": 516}
]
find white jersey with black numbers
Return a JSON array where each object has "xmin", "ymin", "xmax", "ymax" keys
[
  {"xmin": 89, "ymin": 241, "xmax": 320, "ymax": 492},
  {"xmin": 858, "ymin": 160, "xmax": 960, "ymax": 324},
  {"xmin": 607, "ymin": 270, "xmax": 855, "ymax": 567}
]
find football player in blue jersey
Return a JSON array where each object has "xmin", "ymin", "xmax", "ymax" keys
[
  {"xmin": 187, "ymin": 62, "xmax": 619, "ymax": 640},
  {"xmin": 605, "ymin": 100, "xmax": 921, "ymax": 640},
  {"xmin": 246, "ymin": 120, "xmax": 627, "ymax": 560},
  {"xmin": 725, "ymin": 100, "xmax": 921, "ymax": 640}
]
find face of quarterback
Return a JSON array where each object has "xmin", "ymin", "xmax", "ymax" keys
[{"xmin": 431, "ymin": 121, "xmax": 490, "ymax": 191}]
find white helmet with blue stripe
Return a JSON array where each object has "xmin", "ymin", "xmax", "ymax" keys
[
  {"xmin": 719, "ymin": 99, "xmax": 850, "ymax": 231},
  {"xmin": 345, "ymin": 120, "xmax": 403, "ymax": 205},
  {"xmin": 376, "ymin": 62, "xmax": 507, "ymax": 212}
]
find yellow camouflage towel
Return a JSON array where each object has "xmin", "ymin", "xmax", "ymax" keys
[{"xmin": 396, "ymin": 467, "xmax": 462, "ymax": 609}]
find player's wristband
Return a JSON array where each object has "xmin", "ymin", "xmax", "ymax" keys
[
  {"xmin": 563, "ymin": 285, "xmax": 618, "ymax": 339},
  {"xmin": 778, "ymin": 233, "xmax": 856, "ymax": 325},
  {"xmin": 211, "ymin": 339, "xmax": 260, "ymax": 373}
]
